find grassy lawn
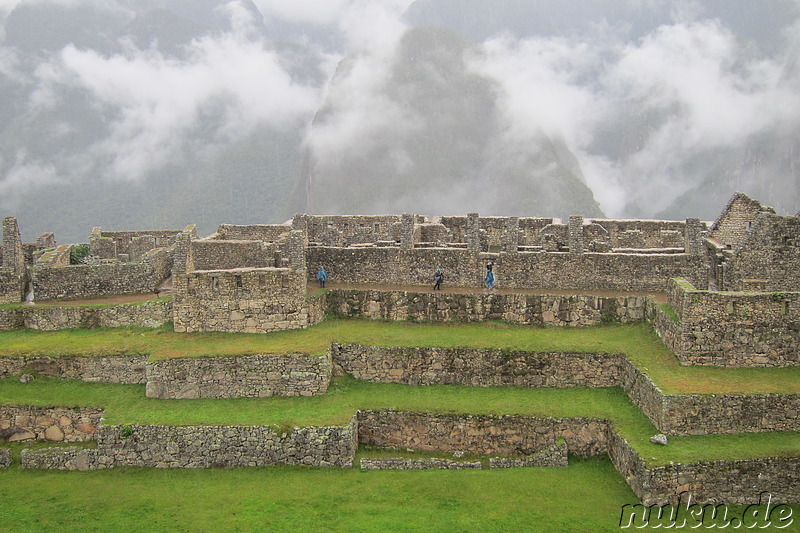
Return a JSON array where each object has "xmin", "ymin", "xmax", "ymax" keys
[
  {"xmin": 0, "ymin": 460, "xmax": 796, "ymax": 533},
  {"xmin": 0, "ymin": 458, "xmax": 638, "ymax": 533},
  {"xmin": 1, "ymin": 376, "xmax": 797, "ymax": 467},
  {"xmin": 0, "ymin": 319, "xmax": 797, "ymax": 394}
]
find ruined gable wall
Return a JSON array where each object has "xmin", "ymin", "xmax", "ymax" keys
[
  {"xmin": 722, "ymin": 213, "xmax": 800, "ymax": 292},
  {"xmin": 708, "ymin": 193, "xmax": 773, "ymax": 247}
]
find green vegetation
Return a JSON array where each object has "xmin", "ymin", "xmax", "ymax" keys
[
  {"xmin": 1, "ymin": 376, "xmax": 797, "ymax": 467},
  {"xmin": 658, "ymin": 303, "xmax": 680, "ymax": 323},
  {"xmin": 0, "ymin": 460, "xmax": 796, "ymax": 532},
  {"xmin": 0, "ymin": 319, "xmax": 797, "ymax": 394},
  {"xmin": 0, "ymin": 320, "xmax": 798, "ymax": 529},
  {"xmin": 69, "ymin": 243, "xmax": 90, "ymax": 265},
  {"xmin": 0, "ymin": 459, "xmax": 638, "ymax": 532}
]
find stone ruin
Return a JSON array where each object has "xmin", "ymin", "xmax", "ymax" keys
[{"xmin": 0, "ymin": 191, "xmax": 798, "ymax": 366}]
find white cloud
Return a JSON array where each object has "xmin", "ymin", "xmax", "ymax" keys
[
  {"xmin": 466, "ymin": 16, "xmax": 800, "ymax": 216},
  {"xmin": 31, "ymin": 2, "xmax": 324, "ymax": 181},
  {"xmin": 252, "ymin": 0, "xmax": 349, "ymax": 26},
  {"xmin": 0, "ymin": 151, "xmax": 60, "ymax": 204}
]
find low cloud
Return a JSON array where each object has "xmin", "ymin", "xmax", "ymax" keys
[
  {"xmin": 467, "ymin": 16, "xmax": 800, "ymax": 216},
  {"xmin": 27, "ymin": 1, "xmax": 324, "ymax": 182}
]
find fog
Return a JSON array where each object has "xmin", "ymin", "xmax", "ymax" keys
[{"xmin": 0, "ymin": 0, "xmax": 798, "ymax": 241}]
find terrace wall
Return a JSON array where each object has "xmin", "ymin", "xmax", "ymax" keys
[
  {"xmin": 21, "ymin": 417, "xmax": 358, "ymax": 469},
  {"xmin": 357, "ymin": 411, "xmax": 609, "ymax": 457},
  {"xmin": 145, "ymin": 353, "xmax": 332, "ymax": 399},
  {"xmin": 0, "ymin": 406, "xmax": 103, "ymax": 443},
  {"xmin": 326, "ymin": 289, "xmax": 647, "ymax": 325},
  {"xmin": 0, "ymin": 299, "xmax": 172, "ymax": 331},
  {"xmin": 331, "ymin": 345, "xmax": 621, "ymax": 387},
  {"xmin": 0, "ymin": 355, "xmax": 147, "ymax": 384}
]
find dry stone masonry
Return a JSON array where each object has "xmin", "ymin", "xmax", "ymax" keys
[{"xmin": 2, "ymin": 191, "xmax": 800, "ymax": 507}]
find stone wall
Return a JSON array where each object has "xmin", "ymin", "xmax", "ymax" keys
[
  {"xmin": 93, "ymin": 229, "xmax": 182, "ymax": 258},
  {"xmin": 590, "ymin": 219, "xmax": 695, "ymax": 249},
  {"xmin": 326, "ymin": 289, "xmax": 647, "ymax": 325},
  {"xmin": 172, "ymin": 268, "xmax": 319, "ymax": 333},
  {"xmin": 709, "ymin": 192, "xmax": 773, "ymax": 248},
  {"xmin": 145, "ymin": 353, "xmax": 331, "ymax": 399},
  {"xmin": 0, "ymin": 355, "xmax": 147, "ymax": 384},
  {"xmin": 0, "ymin": 216, "xmax": 25, "ymax": 304},
  {"xmin": 216, "ymin": 224, "xmax": 291, "ymax": 242},
  {"xmin": 0, "ymin": 299, "xmax": 172, "ymax": 331},
  {"xmin": 722, "ymin": 212, "xmax": 800, "ymax": 292},
  {"xmin": 608, "ymin": 429, "xmax": 800, "ymax": 506},
  {"xmin": 22, "ymin": 417, "xmax": 358, "ymax": 469},
  {"xmin": 655, "ymin": 278, "xmax": 800, "ymax": 366},
  {"xmin": 360, "ymin": 458, "xmax": 482, "ymax": 470},
  {"xmin": 331, "ymin": 344, "xmax": 622, "ymax": 388},
  {"xmin": 302, "ymin": 215, "xmax": 406, "ymax": 247},
  {"xmin": 357, "ymin": 411, "xmax": 609, "ymax": 457},
  {"xmin": 32, "ymin": 248, "xmax": 172, "ymax": 301},
  {"xmin": 0, "ymin": 406, "xmax": 103, "ymax": 442},
  {"xmin": 488, "ymin": 440, "xmax": 569, "ymax": 468},
  {"xmin": 191, "ymin": 240, "xmax": 277, "ymax": 271},
  {"xmin": 307, "ymin": 247, "xmax": 707, "ymax": 292},
  {"xmin": 660, "ymin": 393, "xmax": 800, "ymax": 435},
  {"xmin": 0, "ymin": 270, "xmax": 24, "ymax": 305}
]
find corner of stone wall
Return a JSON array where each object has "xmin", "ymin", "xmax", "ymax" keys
[{"xmin": 0, "ymin": 448, "xmax": 11, "ymax": 468}]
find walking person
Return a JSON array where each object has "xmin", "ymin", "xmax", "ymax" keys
[
  {"xmin": 433, "ymin": 267, "xmax": 444, "ymax": 290},
  {"xmin": 316, "ymin": 265, "xmax": 328, "ymax": 288},
  {"xmin": 484, "ymin": 261, "xmax": 495, "ymax": 289}
]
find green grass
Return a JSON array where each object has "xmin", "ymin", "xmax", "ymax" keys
[
  {"xmin": 0, "ymin": 458, "xmax": 639, "ymax": 533},
  {"xmin": 0, "ymin": 460, "xmax": 796, "ymax": 532},
  {"xmin": 1, "ymin": 376, "xmax": 797, "ymax": 467},
  {"xmin": 0, "ymin": 319, "xmax": 797, "ymax": 394}
]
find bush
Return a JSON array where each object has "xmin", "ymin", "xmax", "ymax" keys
[{"xmin": 70, "ymin": 244, "xmax": 90, "ymax": 265}]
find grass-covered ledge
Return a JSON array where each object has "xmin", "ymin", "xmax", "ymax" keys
[
  {"xmin": 0, "ymin": 376, "xmax": 797, "ymax": 467},
  {"xmin": 0, "ymin": 319, "xmax": 797, "ymax": 395}
]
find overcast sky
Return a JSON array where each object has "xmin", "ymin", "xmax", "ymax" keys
[{"xmin": 0, "ymin": 0, "xmax": 799, "ymax": 223}]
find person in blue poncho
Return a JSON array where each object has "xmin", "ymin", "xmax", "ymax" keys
[
  {"xmin": 316, "ymin": 265, "xmax": 328, "ymax": 288},
  {"xmin": 484, "ymin": 261, "xmax": 495, "ymax": 289},
  {"xmin": 433, "ymin": 267, "xmax": 444, "ymax": 290}
]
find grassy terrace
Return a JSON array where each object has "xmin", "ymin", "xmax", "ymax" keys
[
  {"xmin": 0, "ymin": 318, "xmax": 798, "ymax": 467},
  {"xmin": 0, "ymin": 319, "xmax": 798, "ymax": 395},
  {"xmin": 1, "ymin": 375, "xmax": 798, "ymax": 468}
]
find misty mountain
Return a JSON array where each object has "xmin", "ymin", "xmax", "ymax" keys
[
  {"xmin": 404, "ymin": 0, "xmax": 798, "ymax": 54},
  {"xmin": 304, "ymin": 26, "xmax": 603, "ymax": 218},
  {"xmin": 1, "ymin": 0, "xmax": 799, "ymax": 242}
]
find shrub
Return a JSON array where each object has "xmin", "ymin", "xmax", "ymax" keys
[{"xmin": 70, "ymin": 244, "xmax": 90, "ymax": 265}]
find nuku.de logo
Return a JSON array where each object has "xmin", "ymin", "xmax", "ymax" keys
[{"xmin": 619, "ymin": 492, "xmax": 794, "ymax": 529}]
